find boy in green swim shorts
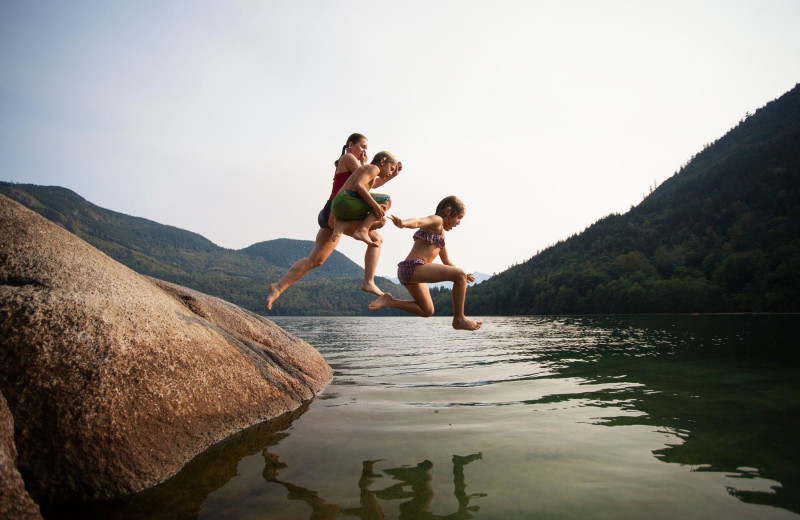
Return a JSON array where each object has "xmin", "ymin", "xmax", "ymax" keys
[
  {"xmin": 330, "ymin": 151, "xmax": 397, "ymax": 247},
  {"xmin": 331, "ymin": 191, "xmax": 391, "ymax": 220}
]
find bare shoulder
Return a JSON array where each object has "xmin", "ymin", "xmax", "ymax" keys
[
  {"xmin": 421, "ymin": 214, "xmax": 444, "ymax": 233},
  {"xmin": 338, "ymin": 153, "xmax": 361, "ymax": 172},
  {"xmin": 357, "ymin": 164, "xmax": 379, "ymax": 178}
]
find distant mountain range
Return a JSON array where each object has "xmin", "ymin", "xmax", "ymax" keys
[
  {"xmin": 440, "ymin": 83, "xmax": 800, "ymax": 314},
  {"xmin": 4, "ymin": 84, "xmax": 798, "ymax": 316},
  {"xmin": 0, "ymin": 182, "xmax": 398, "ymax": 315}
]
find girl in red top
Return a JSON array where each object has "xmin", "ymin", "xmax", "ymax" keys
[{"xmin": 266, "ymin": 133, "xmax": 401, "ymax": 310}]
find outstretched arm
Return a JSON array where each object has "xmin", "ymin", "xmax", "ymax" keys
[{"xmin": 390, "ymin": 213, "xmax": 441, "ymax": 231}]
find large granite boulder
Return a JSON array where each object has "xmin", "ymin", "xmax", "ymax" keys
[
  {"xmin": 0, "ymin": 394, "xmax": 42, "ymax": 519},
  {"xmin": 0, "ymin": 194, "xmax": 332, "ymax": 508}
]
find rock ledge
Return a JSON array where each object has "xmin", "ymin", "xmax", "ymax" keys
[{"xmin": 0, "ymin": 194, "xmax": 332, "ymax": 511}]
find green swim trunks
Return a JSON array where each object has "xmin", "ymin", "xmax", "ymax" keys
[{"xmin": 331, "ymin": 190, "xmax": 391, "ymax": 220}]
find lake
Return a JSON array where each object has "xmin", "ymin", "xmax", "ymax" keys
[{"xmin": 57, "ymin": 315, "xmax": 800, "ymax": 519}]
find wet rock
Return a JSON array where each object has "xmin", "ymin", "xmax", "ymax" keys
[{"xmin": 0, "ymin": 194, "xmax": 332, "ymax": 506}]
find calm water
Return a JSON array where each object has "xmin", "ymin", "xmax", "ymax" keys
[{"xmin": 59, "ymin": 315, "xmax": 800, "ymax": 519}]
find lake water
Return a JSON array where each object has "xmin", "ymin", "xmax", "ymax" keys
[{"xmin": 57, "ymin": 315, "xmax": 800, "ymax": 519}]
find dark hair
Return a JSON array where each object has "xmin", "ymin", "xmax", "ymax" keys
[
  {"xmin": 341, "ymin": 133, "xmax": 367, "ymax": 157},
  {"xmin": 436, "ymin": 196, "xmax": 466, "ymax": 218},
  {"xmin": 370, "ymin": 151, "xmax": 397, "ymax": 166}
]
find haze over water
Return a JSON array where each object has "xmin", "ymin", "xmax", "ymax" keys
[{"xmin": 59, "ymin": 315, "xmax": 800, "ymax": 519}]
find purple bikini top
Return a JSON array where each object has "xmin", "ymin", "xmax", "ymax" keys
[{"xmin": 413, "ymin": 228, "xmax": 445, "ymax": 249}]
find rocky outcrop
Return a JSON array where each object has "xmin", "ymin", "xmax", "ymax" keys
[
  {"xmin": 0, "ymin": 194, "xmax": 332, "ymax": 507},
  {"xmin": 0, "ymin": 394, "xmax": 42, "ymax": 519}
]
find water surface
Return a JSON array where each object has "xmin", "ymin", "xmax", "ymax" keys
[{"xmin": 62, "ymin": 315, "xmax": 800, "ymax": 519}]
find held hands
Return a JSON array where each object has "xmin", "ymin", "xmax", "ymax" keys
[{"xmin": 390, "ymin": 215, "xmax": 404, "ymax": 228}]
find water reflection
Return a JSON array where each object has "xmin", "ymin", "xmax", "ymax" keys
[
  {"xmin": 48, "ymin": 315, "xmax": 800, "ymax": 519},
  {"xmin": 263, "ymin": 449, "xmax": 485, "ymax": 519},
  {"xmin": 52, "ymin": 399, "xmax": 485, "ymax": 520},
  {"xmin": 46, "ymin": 404, "xmax": 311, "ymax": 519},
  {"xmin": 529, "ymin": 315, "xmax": 800, "ymax": 515}
]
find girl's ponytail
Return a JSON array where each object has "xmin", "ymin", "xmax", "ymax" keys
[{"xmin": 335, "ymin": 132, "xmax": 367, "ymax": 167}]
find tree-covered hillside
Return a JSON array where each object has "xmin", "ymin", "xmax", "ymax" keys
[
  {"xmin": 0, "ymin": 183, "xmax": 398, "ymax": 315},
  {"xmin": 441, "ymin": 84, "xmax": 800, "ymax": 315}
]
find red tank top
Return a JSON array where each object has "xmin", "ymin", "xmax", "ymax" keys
[{"xmin": 329, "ymin": 169, "xmax": 353, "ymax": 200}]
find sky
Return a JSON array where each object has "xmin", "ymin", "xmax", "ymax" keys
[{"xmin": 2, "ymin": 1, "xmax": 799, "ymax": 279}]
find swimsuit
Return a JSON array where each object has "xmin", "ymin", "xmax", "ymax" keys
[
  {"xmin": 329, "ymin": 171, "xmax": 351, "ymax": 200},
  {"xmin": 412, "ymin": 229, "xmax": 445, "ymax": 249},
  {"xmin": 331, "ymin": 190, "xmax": 391, "ymax": 221},
  {"xmin": 396, "ymin": 229, "xmax": 446, "ymax": 285},
  {"xmin": 318, "ymin": 168, "xmax": 355, "ymax": 229},
  {"xmin": 397, "ymin": 258, "xmax": 426, "ymax": 285}
]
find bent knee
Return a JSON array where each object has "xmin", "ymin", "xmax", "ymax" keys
[
  {"xmin": 453, "ymin": 270, "xmax": 468, "ymax": 284},
  {"xmin": 308, "ymin": 256, "xmax": 326, "ymax": 269},
  {"xmin": 421, "ymin": 305, "xmax": 435, "ymax": 318}
]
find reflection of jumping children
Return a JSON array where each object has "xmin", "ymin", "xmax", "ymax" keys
[{"xmin": 369, "ymin": 196, "xmax": 482, "ymax": 331}]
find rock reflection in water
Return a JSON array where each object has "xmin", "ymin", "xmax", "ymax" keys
[{"xmin": 50, "ymin": 399, "xmax": 485, "ymax": 520}]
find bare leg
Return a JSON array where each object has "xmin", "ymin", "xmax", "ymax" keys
[
  {"xmin": 330, "ymin": 220, "xmax": 346, "ymax": 243},
  {"xmin": 362, "ymin": 229, "xmax": 384, "ymax": 297},
  {"xmin": 373, "ymin": 263, "xmax": 481, "ymax": 330},
  {"xmin": 353, "ymin": 200, "xmax": 390, "ymax": 247},
  {"xmin": 450, "ymin": 278, "xmax": 482, "ymax": 330},
  {"xmin": 351, "ymin": 214, "xmax": 379, "ymax": 247},
  {"xmin": 369, "ymin": 283, "xmax": 434, "ymax": 317},
  {"xmin": 266, "ymin": 228, "xmax": 338, "ymax": 310}
]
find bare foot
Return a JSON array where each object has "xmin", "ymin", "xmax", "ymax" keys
[
  {"xmin": 362, "ymin": 280, "xmax": 384, "ymax": 297},
  {"xmin": 352, "ymin": 227, "xmax": 376, "ymax": 247},
  {"xmin": 453, "ymin": 317, "xmax": 482, "ymax": 331},
  {"xmin": 266, "ymin": 283, "xmax": 281, "ymax": 310},
  {"xmin": 368, "ymin": 293, "xmax": 393, "ymax": 311}
]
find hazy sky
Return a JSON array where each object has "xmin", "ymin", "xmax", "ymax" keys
[{"xmin": 2, "ymin": 1, "xmax": 799, "ymax": 278}]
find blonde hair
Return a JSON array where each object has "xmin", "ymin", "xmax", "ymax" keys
[
  {"xmin": 370, "ymin": 151, "xmax": 396, "ymax": 166},
  {"xmin": 436, "ymin": 196, "xmax": 465, "ymax": 218}
]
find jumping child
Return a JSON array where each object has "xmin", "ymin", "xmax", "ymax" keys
[
  {"xmin": 368, "ymin": 196, "xmax": 482, "ymax": 331},
  {"xmin": 330, "ymin": 151, "xmax": 398, "ymax": 247}
]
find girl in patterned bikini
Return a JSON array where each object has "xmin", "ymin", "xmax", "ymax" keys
[{"xmin": 368, "ymin": 196, "xmax": 482, "ymax": 331}]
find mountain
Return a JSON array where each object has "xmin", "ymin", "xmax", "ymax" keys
[
  {"xmin": 443, "ymin": 84, "xmax": 800, "ymax": 315},
  {"xmin": 0, "ymin": 182, "xmax": 398, "ymax": 315}
]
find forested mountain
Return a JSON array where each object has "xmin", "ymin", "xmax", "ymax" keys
[
  {"xmin": 438, "ymin": 84, "xmax": 800, "ymax": 315},
  {"xmin": 5, "ymin": 84, "xmax": 798, "ymax": 317},
  {"xmin": 0, "ymin": 182, "xmax": 397, "ymax": 315}
]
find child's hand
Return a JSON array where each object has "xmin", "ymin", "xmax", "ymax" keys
[
  {"xmin": 466, "ymin": 273, "xmax": 476, "ymax": 283},
  {"xmin": 360, "ymin": 150, "xmax": 369, "ymax": 165},
  {"xmin": 390, "ymin": 215, "xmax": 404, "ymax": 228},
  {"xmin": 373, "ymin": 205, "xmax": 386, "ymax": 220}
]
